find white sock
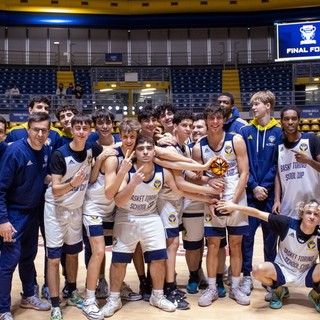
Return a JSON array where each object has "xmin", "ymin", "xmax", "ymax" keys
[
  {"xmin": 109, "ymin": 291, "xmax": 120, "ymax": 299},
  {"xmin": 231, "ymin": 276, "xmax": 241, "ymax": 289},
  {"xmin": 207, "ymin": 277, "xmax": 217, "ymax": 290},
  {"xmin": 86, "ymin": 289, "xmax": 96, "ymax": 300},
  {"xmin": 152, "ymin": 289, "xmax": 164, "ymax": 297}
]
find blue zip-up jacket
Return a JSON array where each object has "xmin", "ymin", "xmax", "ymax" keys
[
  {"xmin": 0, "ymin": 139, "xmax": 51, "ymax": 224},
  {"xmin": 240, "ymin": 117, "xmax": 282, "ymax": 198},
  {"xmin": 224, "ymin": 107, "xmax": 247, "ymax": 134}
]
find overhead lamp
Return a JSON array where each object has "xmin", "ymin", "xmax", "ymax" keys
[
  {"xmin": 141, "ymin": 88, "xmax": 156, "ymax": 92},
  {"xmin": 100, "ymin": 88, "xmax": 113, "ymax": 92}
]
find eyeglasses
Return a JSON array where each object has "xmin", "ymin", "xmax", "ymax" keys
[{"xmin": 30, "ymin": 127, "xmax": 49, "ymax": 134}]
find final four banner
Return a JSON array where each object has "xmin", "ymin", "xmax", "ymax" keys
[{"xmin": 275, "ymin": 21, "xmax": 320, "ymax": 62}]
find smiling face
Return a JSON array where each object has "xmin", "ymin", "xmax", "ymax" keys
[
  {"xmin": 70, "ymin": 122, "xmax": 91, "ymax": 143},
  {"xmin": 140, "ymin": 116, "xmax": 158, "ymax": 137},
  {"xmin": 27, "ymin": 120, "xmax": 50, "ymax": 150},
  {"xmin": 95, "ymin": 117, "xmax": 113, "ymax": 138},
  {"xmin": 281, "ymin": 109, "xmax": 300, "ymax": 137},
  {"xmin": 159, "ymin": 109, "xmax": 175, "ymax": 132},
  {"xmin": 192, "ymin": 119, "xmax": 207, "ymax": 142},
  {"xmin": 300, "ymin": 202, "xmax": 320, "ymax": 232},
  {"xmin": 59, "ymin": 110, "xmax": 75, "ymax": 131},
  {"xmin": 206, "ymin": 112, "xmax": 225, "ymax": 134},
  {"xmin": 120, "ymin": 130, "xmax": 138, "ymax": 154},
  {"xmin": 29, "ymin": 102, "xmax": 50, "ymax": 114},
  {"xmin": 174, "ymin": 118, "xmax": 194, "ymax": 143}
]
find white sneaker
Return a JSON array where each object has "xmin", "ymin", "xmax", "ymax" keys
[
  {"xmin": 101, "ymin": 296, "xmax": 122, "ymax": 317},
  {"xmin": 198, "ymin": 287, "xmax": 218, "ymax": 307},
  {"xmin": 240, "ymin": 276, "xmax": 254, "ymax": 296},
  {"xmin": 0, "ymin": 312, "xmax": 14, "ymax": 320},
  {"xmin": 96, "ymin": 278, "xmax": 108, "ymax": 299},
  {"xmin": 120, "ymin": 282, "xmax": 142, "ymax": 301},
  {"xmin": 82, "ymin": 298, "xmax": 103, "ymax": 320},
  {"xmin": 149, "ymin": 294, "xmax": 176, "ymax": 312},
  {"xmin": 229, "ymin": 287, "xmax": 250, "ymax": 305}
]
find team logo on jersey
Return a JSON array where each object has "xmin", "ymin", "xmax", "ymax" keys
[
  {"xmin": 44, "ymin": 155, "xmax": 48, "ymax": 163},
  {"xmin": 299, "ymin": 143, "xmax": 308, "ymax": 152},
  {"xmin": 112, "ymin": 237, "xmax": 118, "ymax": 248},
  {"xmin": 307, "ymin": 240, "xmax": 316, "ymax": 250},
  {"xmin": 90, "ymin": 216, "xmax": 99, "ymax": 221},
  {"xmin": 87, "ymin": 155, "xmax": 93, "ymax": 165},
  {"xmin": 204, "ymin": 213, "xmax": 212, "ymax": 223},
  {"xmin": 268, "ymin": 136, "xmax": 276, "ymax": 143},
  {"xmin": 224, "ymin": 145, "xmax": 233, "ymax": 155},
  {"xmin": 289, "ymin": 232, "xmax": 295, "ymax": 238},
  {"xmin": 248, "ymin": 135, "xmax": 253, "ymax": 140},
  {"xmin": 46, "ymin": 138, "xmax": 52, "ymax": 146},
  {"xmin": 168, "ymin": 213, "xmax": 176, "ymax": 224},
  {"xmin": 154, "ymin": 179, "xmax": 162, "ymax": 189},
  {"xmin": 68, "ymin": 159, "xmax": 75, "ymax": 165},
  {"xmin": 204, "ymin": 148, "xmax": 211, "ymax": 153},
  {"xmin": 27, "ymin": 160, "xmax": 33, "ymax": 166}
]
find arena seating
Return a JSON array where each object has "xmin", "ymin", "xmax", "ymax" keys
[
  {"xmin": 0, "ymin": 67, "xmax": 56, "ymax": 95},
  {"xmin": 74, "ymin": 68, "xmax": 92, "ymax": 95},
  {"xmin": 239, "ymin": 64, "xmax": 293, "ymax": 110},
  {"xmin": 170, "ymin": 67, "xmax": 222, "ymax": 111}
]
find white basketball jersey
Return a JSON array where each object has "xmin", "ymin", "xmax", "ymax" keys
[
  {"xmin": 200, "ymin": 134, "xmax": 241, "ymax": 197},
  {"xmin": 45, "ymin": 146, "xmax": 93, "ymax": 210},
  {"xmin": 83, "ymin": 171, "xmax": 115, "ymax": 216},
  {"xmin": 116, "ymin": 164, "xmax": 164, "ymax": 216},
  {"xmin": 278, "ymin": 136, "xmax": 320, "ymax": 218},
  {"xmin": 275, "ymin": 219, "xmax": 319, "ymax": 275}
]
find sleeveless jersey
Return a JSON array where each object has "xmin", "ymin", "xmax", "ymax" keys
[
  {"xmin": 83, "ymin": 145, "xmax": 125, "ymax": 215},
  {"xmin": 275, "ymin": 218, "xmax": 320, "ymax": 274},
  {"xmin": 200, "ymin": 134, "xmax": 240, "ymax": 197},
  {"xmin": 278, "ymin": 135, "xmax": 320, "ymax": 218},
  {"xmin": 45, "ymin": 144, "xmax": 93, "ymax": 209},
  {"xmin": 116, "ymin": 164, "xmax": 164, "ymax": 216},
  {"xmin": 158, "ymin": 143, "xmax": 187, "ymax": 201}
]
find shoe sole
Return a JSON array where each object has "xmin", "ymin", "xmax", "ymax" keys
[
  {"xmin": 149, "ymin": 301, "xmax": 176, "ymax": 312},
  {"xmin": 102, "ymin": 307, "xmax": 122, "ymax": 317},
  {"xmin": 20, "ymin": 304, "xmax": 51, "ymax": 311},
  {"xmin": 82, "ymin": 310, "xmax": 104, "ymax": 320},
  {"xmin": 121, "ymin": 295, "xmax": 142, "ymax": 301},
  {"xmin": 229, "ymin": 294, "xmax": 250, "ymax": 306}
]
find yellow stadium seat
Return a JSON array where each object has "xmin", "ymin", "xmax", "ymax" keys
[
  {"xmin": 301, "ymin": 124, "xmax": 310, "ymax": 131},
  {"xmin": 300, "ymin": 118, "xmax": 310, "ymax": 125},
  {"xmin": 311, "ymin": 124, "xmax": 320, "ymax": 132},
  {"xmin": 311, "ymin": 118, "xmax": 320, "ymax": 124}
]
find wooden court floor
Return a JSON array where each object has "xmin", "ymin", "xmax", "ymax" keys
[{"xmin": 9, "ymin": 227, "xmax": 320, "ymax": 320}]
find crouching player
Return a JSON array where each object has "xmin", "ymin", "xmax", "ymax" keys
[{"xmin": 216, "ymin": 199, "xmax": 320, "ymax": 312}]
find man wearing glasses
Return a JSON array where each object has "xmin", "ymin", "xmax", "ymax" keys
[{"xmin": 0, "ymin": 112, "xmax": 52, "ymax": 320}]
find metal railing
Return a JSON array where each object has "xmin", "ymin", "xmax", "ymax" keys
[{"xmin": 1, "ymin": 90, "xmax": 319, "ymax": 119}]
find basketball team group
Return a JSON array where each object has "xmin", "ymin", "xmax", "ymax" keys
[{"xmin": 0, "ymin": 90, "xmax": 320, "ymax": 320}]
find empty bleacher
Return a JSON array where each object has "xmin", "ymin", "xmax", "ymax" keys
[
  {"xmin": 239, "ymin": 64, "xmax": 293, "ymax": 110},
  {"xmin": 171, "ymin": 67, "xmax": 222, "ymax": 111}
]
